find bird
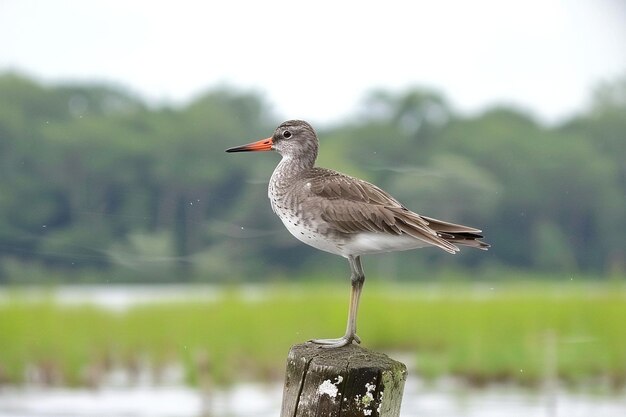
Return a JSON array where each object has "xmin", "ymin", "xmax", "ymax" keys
[{"xmin": 226, "ymin": 120, "xmax": 489, "ymax": 348}]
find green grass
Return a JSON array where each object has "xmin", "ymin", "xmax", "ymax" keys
[{"xmin": 0, "ymin": 281, "xmax": 624, "ymax": 388}]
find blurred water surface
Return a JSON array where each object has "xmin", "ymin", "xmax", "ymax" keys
[{"xmin": 1, "ymin": 377, "xmax": 625, "ymax": 417}]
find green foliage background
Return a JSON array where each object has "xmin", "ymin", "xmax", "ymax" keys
[{"xmin": 1, "ymin": 72, "xmax": 625, "ymax": 283}]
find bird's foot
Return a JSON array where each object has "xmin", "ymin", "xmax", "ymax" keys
[{"xmin": 309, "ymin": 333, "xmax": 361, "ymax": 348}]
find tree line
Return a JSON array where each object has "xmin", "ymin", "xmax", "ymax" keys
[{"xmin": 0, "ymin": 73, "xmax": 624, "ymax": 283}]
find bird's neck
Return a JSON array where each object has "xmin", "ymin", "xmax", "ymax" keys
[{"xmin": 271, "ymin": 155, "xmax": 313, "ymax": 188}]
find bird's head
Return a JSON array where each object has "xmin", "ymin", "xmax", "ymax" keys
[{"xmin": 225, "ymin": 120, "xmax": 319, "ymax": 163}]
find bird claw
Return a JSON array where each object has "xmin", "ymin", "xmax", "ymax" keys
[{"xmin": 309, "ymin": 333, "xmax": 361, "ymax": 348}]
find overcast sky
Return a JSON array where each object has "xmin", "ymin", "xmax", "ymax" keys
[{"xmin": 1, "ymin": 0, "xmax": 625, "ymax": 125}]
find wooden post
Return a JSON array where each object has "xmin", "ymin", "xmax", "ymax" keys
[{"xmin": 280, "ymin": 343, "xmax": 407, "ymax": 417}]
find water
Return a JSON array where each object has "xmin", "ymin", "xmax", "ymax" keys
[
  {"xmin": 0, "ymin": 284, "xmax": 227, "ymax": 311},
  {"xmin": 0, "ymin": 384, "xmax": 279, "ymax": 417},
  {"xmin": 1, "ymin": 378, "xmax": 625, "ymax": 417}
]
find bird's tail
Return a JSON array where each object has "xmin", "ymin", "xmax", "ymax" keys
[{"xmin": 421, "ymin": 216, "xmax": 490, "ymax": 251}]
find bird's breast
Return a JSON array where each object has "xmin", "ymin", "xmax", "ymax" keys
[{"xmin": 268, "ymin": 181, "xmax": 347, "ymax": 257}]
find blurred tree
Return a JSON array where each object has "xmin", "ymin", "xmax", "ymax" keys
[
  {"xmin": 560, "ymin": 75, "xmax": 626, "ymax": 272},
  {"xmin": 0, "ymin": 73, "xmax": 624, "ymax": 282}
]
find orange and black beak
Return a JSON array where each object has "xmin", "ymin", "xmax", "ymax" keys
[{"xmin": 225, "ymin": 137, "xmax": 273, "ymax": 153}]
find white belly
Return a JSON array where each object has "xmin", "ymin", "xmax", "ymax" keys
[
  {"xmin": 340, "ymin": 232, "xmax": 430, "ymax": 256},
  {"xmin": 280, "ymin": 215, "xmax": 343, "ymax": 256}
]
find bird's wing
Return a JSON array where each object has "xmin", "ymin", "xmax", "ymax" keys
[{"xmin": 306, "ymin": 170, "xmax": 460, "ymax": 253}]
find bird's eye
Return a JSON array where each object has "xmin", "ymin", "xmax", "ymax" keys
[{"xmin": 283, "ymin": 130, "xmax": 292, "ymax": 139}]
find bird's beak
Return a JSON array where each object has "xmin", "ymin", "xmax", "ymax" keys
[{"xmin": 225, "ymin": 137, "xmax": 273, "ymax": 153}]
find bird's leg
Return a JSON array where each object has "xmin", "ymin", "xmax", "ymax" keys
[
  {"xmin": 345, "ymin": 255, "xmax": 364, "ymax": 343},
  {"xmin": 310, "ymin": 255, "xmax": 365, "ymax": 348}
]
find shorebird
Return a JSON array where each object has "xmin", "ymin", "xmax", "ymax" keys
[{"xmin": 226, "ymin": 120, "xmax": 489, "ymax": 348}]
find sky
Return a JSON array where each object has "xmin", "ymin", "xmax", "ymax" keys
[{"xmin": 1, "ymin": 0, "xmax": 625, "ymax": 126}]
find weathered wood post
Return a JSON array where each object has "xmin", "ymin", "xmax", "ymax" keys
[{"xmin": 280, "ymin": 343, "xmax": 407, "ymax": 417}]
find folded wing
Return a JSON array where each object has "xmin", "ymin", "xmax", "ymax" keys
[{"xmin": 307, "ymin": 169, "xmax": 489, "ymax": 254}]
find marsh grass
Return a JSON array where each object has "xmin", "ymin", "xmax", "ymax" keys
[{"xmin": 0, "ymin": 281, "xmax": 624, "ymax": 388}]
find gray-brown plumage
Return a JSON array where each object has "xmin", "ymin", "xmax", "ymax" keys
[{"xmin": 226, "ymin": 120, "xmax": 489, "ymax": 347}]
